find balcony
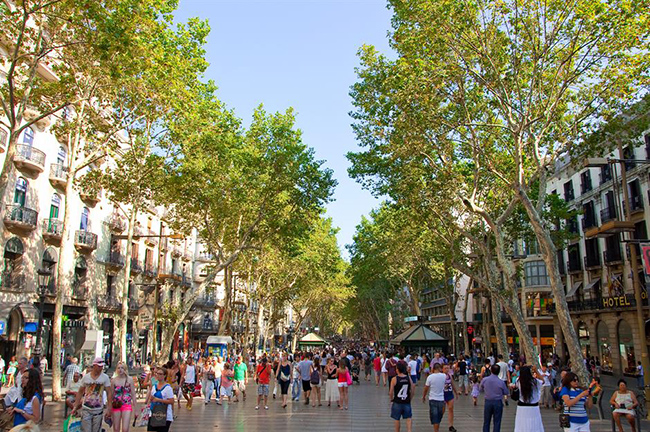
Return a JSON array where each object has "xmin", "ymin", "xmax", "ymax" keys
[
  {"xmin": 13, "ymin": 144, "xmax": 45, "ymax": 173},
  {"xmin": 581, "ymin": 215, "xmax": 598, "ymax": 232},
  {"xmin": 42, "ymin": 219, "xmax": 63, "ymax": 242},
  {"xmin": 107, "ymin": 214, "xmax": 126, "ymax": 232},
  {"xmin": 622, "ymin": 196, "xmax": 644, "ymax": 216},
  {"xmin": 4, "ymin": 205, "xmax": 38, "ymax": 231},
  {"xmin": 1, "ymin": 272, "xmax": 25, "ymax": 292},
  {"xmin": 144, "ymin": 230, "xmax": 158, "ymax": 246},
  {"xmin": 195, "ymin": 297, "xmax": 216, "ymax": 308},
  {"xmin": 130, "ymin": 258, "xmax": 143, "ymax": 274},
  {"xmin": 98, "ymin": 296, "xmax": 121, "ymax": 311},
  {"xmin": 107, "ymin": 252, "xmax": 125, "ymax": 269},
  {"xmin": 600, "ymin": 207, "xmax": 617, "ymax": 223},
  {"xmin": 567, "ymin": 299, "xmax": 602, "ymax": 313},
  {"xmin": 143, "ymin": 263, "xmax": 158, "ymax": 278},
  {"xmin": 74, "ymin": 230, "xmax": 97, "ymax": 252},
  {"xmin": 79, "ymin": 191, "xmax": 100, "ymax": 206},
  {"xmin": 182, "ymin": 251, "xmax": 192, "ymax": 262},
  {"xmin": 48, "ymin": 163, "xmax": 68, "ymax": 188},
  {"xmin": 604, "ymin": 249, "xmax": 623, "ymax": 264},
  {"xmin": 584, "ymin": 254, "xmax": 601, "ymax": 269}
]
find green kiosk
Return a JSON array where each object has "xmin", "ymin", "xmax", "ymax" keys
[{"xmin": 297, "ymin": 332, "xmax": 327, "ymax": 351}]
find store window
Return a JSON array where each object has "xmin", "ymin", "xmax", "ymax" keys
[
  {"xmin": 526, "ymin": 292, "xmax": 554, "ymax": 316},
  {"xmin": 21, "ymin": 127, "xmax": 34, "ymax": 146},
  {"xmin": 597, "ymin": 320, "xmax": 613, "ymax": 373},
  {"xmin": 524, "ymin": 260, "xmax": 549, "ymax": 287},
  {"xmin": 13, "ymin": 177, "xmax": 27, "ymax": 206},
  {"xmin": 618, "ymin": 320, "xmax": 636, "ymax": 373}
]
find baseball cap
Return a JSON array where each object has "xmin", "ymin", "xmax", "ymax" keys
[{"xmin": 92, "ymin": 357, "xmax": 105, "ymax": 367}]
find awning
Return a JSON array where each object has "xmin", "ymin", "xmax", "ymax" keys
[
  {"xmin": 567, "ymin": 281, "xmax": 582, "ymax": 297},
  {"xmin": 585, "ymin": 278, "xmax": 601, "ymax": 291},
  {"xmin": 17, "ymin": 303, "xmax": 39, "ymax": 322}
]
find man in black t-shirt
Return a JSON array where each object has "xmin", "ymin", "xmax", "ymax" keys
[
  {"xmin": 457, "ymin": 356, "xmax": 469, "ymax": 395},
  {"xmin": 390, "ymin": 362, "xmax": 414, "ymax": 432}
]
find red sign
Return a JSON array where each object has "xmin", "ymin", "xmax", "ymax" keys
[
  {"xmin": 467, "ymin": 325, "xmax": 474, "ymax": 335},
  {"xmin": 641, "ymin": 243, "xmax": 650, "ymax": 285}
]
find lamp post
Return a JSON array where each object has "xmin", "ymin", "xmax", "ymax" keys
[
  {"xmin": 35, "ymin": 268, "xmax": 52, "ymax": 355},
  {"xmin": 263, "ymin": 316, "xmax": 269, "ymax": 352}
]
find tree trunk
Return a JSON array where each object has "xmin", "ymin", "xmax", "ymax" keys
[
  {"xmin": 517, "ymin": 188, "xmax": 589, "ymax": 382},
  {"xmin": 405, "ymin": 282, "xmax": 421, "ymax": 315},
  {"xmin": 491, "ymin": 296, "xmax": 508, "ymax": 357},
  {"xmin": 115, "ymin": 210, "xmax": 137, "ymax": 362},
  {"xmin": 462, "ymin": 286, "xmax": 470, "ymax": 356},
  {"xmin": 0, "ymin": 135, "xmax": 18, "ymax": 216},
  {"xmin": 219, "ymin": 266, "xmax": 233, "ymax": 335}
]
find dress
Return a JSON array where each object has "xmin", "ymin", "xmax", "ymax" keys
[
  {"xmin": 7, "ymin": 361, "xmax": 17, "ymax": 376},
  {"xmin": 324, "ymin": 366, "xmax": 340, "ymax": 402},
  {"xmin": 471, "ymin": 383, "xmax": 480, "ymax": 398},
  {"xmin": 514, "ymin": 379, "xmax": 545, "ymax": 432},
  {"xmin": 613, "ymin": 391, "xmax": 635, "ymax": 416}
]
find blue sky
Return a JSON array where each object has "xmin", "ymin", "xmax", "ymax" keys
[{"xmin": 174, "ymin": 0, "xmax": 394, "ymax": 257}]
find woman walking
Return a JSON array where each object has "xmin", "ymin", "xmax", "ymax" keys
[
  {"xmin": 110, "ymin": 361, "xmax": 137, "ymax": 432},
  {"xmin": 275, "ymin": 354, "xmax": 292, "ymax": 408},
  {"xmin": 513, "ymin": 366, "xmax": 544, "ymax": 432},
  {"xmin": 203, "ymin": 358, "xmax": 216, "ymax": 404},
  {"xmin": 310, "ymin": 358, "xmax": 322, "ymax": 407},
  {"xmin": 11, "ymin": 369, "xmax": 43, "ymax": 426},
  {"xmin": 6, "ymin": 356, "xmax": 17, "ymax": 388},
  {"xmin": 443, "ymin": 364, "xmax": 458, "ymax": 432},
  {"xmin": 146, "ymin": 368, "xmax": 174, "ymax": 432},
  {"xmin": 324, "ymin": 357, "xmax": 340, "ymax": 407},
  {"xmin": 610, "ymin": 379, "xmax": 639, "ymax": 432},
  {"xmin": 560, "ymin": 372, "xmax": 595, "ymax": 432},
  {"xmin": 337, "ymin": 359, "xmax": 349, "ymax": 410}
]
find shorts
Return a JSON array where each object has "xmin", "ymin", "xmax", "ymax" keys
[
  {"xmin": 182, "ymin": 383, "xmax": 195, "ymax": 395},
  {"xmin": 410, "ymin": 375, "xmax": 417, "ymax": 384},
  {"xmin": 429, "ymin": 400, "xmax": 445, "ymax": 425},
  {"xmin": 302, "ymin": 380, "xmax": 312, "ymax": 392},
  {"xmin": 338, "ymin": 382, "xmax": 348, "ymax": 388},
  {"xmin": 257, "ymin": 384, "xmax": 269, "ymax": 396},
  {"xmin": 113, "ymin": 404, "xmax": 132, "ymax": 412},
  {"xmin": 221, "ymin": 386, "xmax": 233, "ymax": 397},
  {"xmin": 391, "ymin": 402, "xmax": 413, "ymax": 420},
  {"xmin": 564, "ymin": 421, "xmax": 591, "ymax": 432},
  {"xmin": 444, "ymin": 390, "xmax": 454, "ymax": 402},
  {"xmin": 234, "ymin": 381, "xmax": 246, "ymax": 393}
]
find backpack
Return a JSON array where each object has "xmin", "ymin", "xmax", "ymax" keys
[
  {"xmin": 483, "ymin": 366, "xmax": 491, "ymax": 377},
  {"xmin": 310, "ymin": 369, "xmax": 320, "ymax": 384}
]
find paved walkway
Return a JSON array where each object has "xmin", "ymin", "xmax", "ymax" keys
[{"xmin": 32, "ymin": 378, "xmax": 647, "ymax": 431}]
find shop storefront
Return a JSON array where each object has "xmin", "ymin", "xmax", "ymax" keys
[{"xmin": 596, "ymin": 320, "xmax": 613, "ymax": 373}]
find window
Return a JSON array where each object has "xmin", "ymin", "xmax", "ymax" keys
[
  {"xmin": 624, "ymin": 146, "xmax": 636, "ymax": 170},
  {"xmin": 80, "ymin": 207, "xmax": 89, "ymax": 230},
  {"xmin": 57, "ymin": 146, "xmax": 66, "ymax": 165},
  {"xmin": 580, "ymin": 170, "xmax": 592, "ymax": 194},
  {"xmin": 132, "ymin": 243, "xmax": 139, "ymax": 260},
  {"xmin": 50, "ymin": 194, "xmax": 61, "ymax": 219},
  {"xmin": 13, "ymin": 177, "xmax": 27, "ymax": 206},
  {"xmin": 145, "ymin": 249, "xmax": 153, "ymax": 266},
  {"xmin": 524, "ymin": 260, "xmax": 549, "ymax": 287},
  {"xmin": 600, "ymin": 165, "xmax": 612, "ymax": 184},
  {"xmin": 645, "ymin": 134, "xmax": 650, "ymax": 160},
  {"xmin": 21, "ymin": 128, "xmax": 34, "ymax": 146},
  {"xmin": 107, "ymin": 275, "xmax": 114, "ymax": 297},
  {"xmin": 0, "ymin": 129, "xmax": 7, "ymax": 147},
  {"xmin": 563, "ymin": 180, "xmax": 574, "ymax": 201}
]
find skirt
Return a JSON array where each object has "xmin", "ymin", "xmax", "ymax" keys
[
  {"xmin": 514, "ymin": 405, "xmax": 544, "ymax": 432},
  {"xmin": 325, "ymin": 379, "xmax": 340, "ymax": 402}
]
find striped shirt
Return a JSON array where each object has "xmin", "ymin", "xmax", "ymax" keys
[
  {"xmin": 560, "ymin": 387, "xmax": 588, "ymax": 424},
  {"xmin": 64, "ymin": 364, "xmax": 81, "ymax": 388}
]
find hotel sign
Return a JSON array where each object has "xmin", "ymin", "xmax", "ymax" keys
[{"xmin": 601, "ymin": 292, "xmax": 647, "ymax": 309}]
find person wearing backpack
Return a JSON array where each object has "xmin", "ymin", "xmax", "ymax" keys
[
  {"xmin": 310, "ymin": 358, "xmax": 322, "ymax": 407},
  {"xmin": 145, "ymin": 368, "xmax": 174, "ymax": 432}
]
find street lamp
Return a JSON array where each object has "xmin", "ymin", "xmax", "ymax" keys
[{"xmin": 35, "ymin": 268, "xmax": 52, "ymax": 355}]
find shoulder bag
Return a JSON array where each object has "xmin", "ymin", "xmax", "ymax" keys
[{"xmin": 149, "ymin": 385, "xmax": 169, "ymax": 428}]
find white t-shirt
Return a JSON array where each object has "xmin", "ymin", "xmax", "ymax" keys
[
  {"xmin": 540, "ymin": 370, "xmax": 551, "ymax": 387},
  {"xmin": 214, "ymin": 362, "xmax": 223, "ymax": 378},
  {"xmin": 80, "ymin": 372, "xmax": 111, "ymax": 409},
  {"xmin": 517, "ymin": 379, "xmax": 543, "ymax": 404},
  {"xmin": 184, "ymin": 365, "xmax": 196, "ymax": 384},
  {"xmin": 497, "ymin": 362, "xmax": 509, "ymax": 381},
  {"xmin": 408, "ymin": 360, "xmax": 418, "ymax": 376},
  {"xmin": 381, "ymin": 358, "xmax": 387, "ymax": 373},
  {"xmin": 151, "ymin": 384, "xmax": 175, "ymax": 422},
  {"xmin": 425, "ymin": 372, "xmax": 446, "ymax": 401}
]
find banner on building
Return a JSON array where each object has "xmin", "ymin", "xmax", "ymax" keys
[{"xmin": 641, "ymin": 243, "xmax": 650, "ymax": 286}]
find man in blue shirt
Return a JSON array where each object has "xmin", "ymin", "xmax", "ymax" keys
[{"xmin": 479, "ymin": 364, "xmax": 509, "ymax": 432}]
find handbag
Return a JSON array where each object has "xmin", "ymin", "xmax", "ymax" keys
[
  {"xmin": 511, "ymin": 387, "xmax": 520, "ymax": 401},
  {"xmin": 135, "ymin": 408, "xmax": 150, "ymax": 428},
  {"xmin": 346, "ymin": 371, "xmax": 352, "ymax": 386},
  {"xmin": 111, "ymin": 399, "xmax": 123, "ymax": 409},
  {"xmin": 149, "ymin": 403, "xmax": 167, "ymax": 428},
  {"xmin": 559, "ymin": 402, "xmax": 571, "ymax": 428}
]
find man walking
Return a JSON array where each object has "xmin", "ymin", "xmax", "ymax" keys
[
  {"xmin": 72, "ymin": 357, "xmax": 112, "ymax": 432},
  {"xmin": 390, "ymin": 361, "xmax": 414, "ymax": 432},
  {"xmin": 233, "ymin": 355, "xmax": 248, "ymax": 402},
  {"xmin": 496, "ymin": 355, "xmax": 510, "ymax": 406},
  {"xmin": 479, "ymin": 364, "xmax": 509, "ymax": 432},
  {"xmin": 540, "ymin": 364, "xmax": 552, "ymax": 408},
  {"xmin": 408, "ymin": 354, "xmax": 418, "ymax": 386},
  {"xmin": 299, "ymin": 353, "xmax": 314, "ymax": 405},
  {"xmin": 422, "ymin": 363, "xmax": 446, "ymax": 432},
  {"xmin": 457, "ymin": 356, "xmax": 469, "ymax": 396},
  {"xmin": 255, "ymin": 357, "xmax": 272, "ymax": 410},
  {"xmin": 180, "ymin": 357, "xmax": 197, "ymax": 410}
]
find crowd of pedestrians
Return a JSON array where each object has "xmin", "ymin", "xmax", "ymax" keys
[{"xmin": 0, "ymin": 346, "xmax": 642, "ymax": 432}]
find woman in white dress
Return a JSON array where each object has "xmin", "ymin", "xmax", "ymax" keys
[
  {"xmin": 514, "ymin": 365, "xmax": 544, "ymax": 432},
  {"xmin": 610, "ymin": 379, "xmax": 638, "ymax": 432}
]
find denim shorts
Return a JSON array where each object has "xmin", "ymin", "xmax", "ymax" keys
[
  {"xmin": 429, "ymin": 400, "xmax": 445, "ymax": 424},
  {"xmin": 390, "ymin": 402, "xmax": 412, "ymax": 420}
]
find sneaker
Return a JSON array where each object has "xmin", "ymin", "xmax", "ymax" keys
[
  {"xmin": 449, "ymin": 427, "xmax": 457, "ymax": 432},
  {"xmin": 264, "ymin": 406, "xmax": 269, "ymax": 410},
  {"xmin": 255, "ymin": 406, "xmax": 259, "ymax": 410}
]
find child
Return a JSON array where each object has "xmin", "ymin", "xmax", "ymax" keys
[{"xmin": 470, "ymin": 373, "xmax": 480, "ymax": 406}]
